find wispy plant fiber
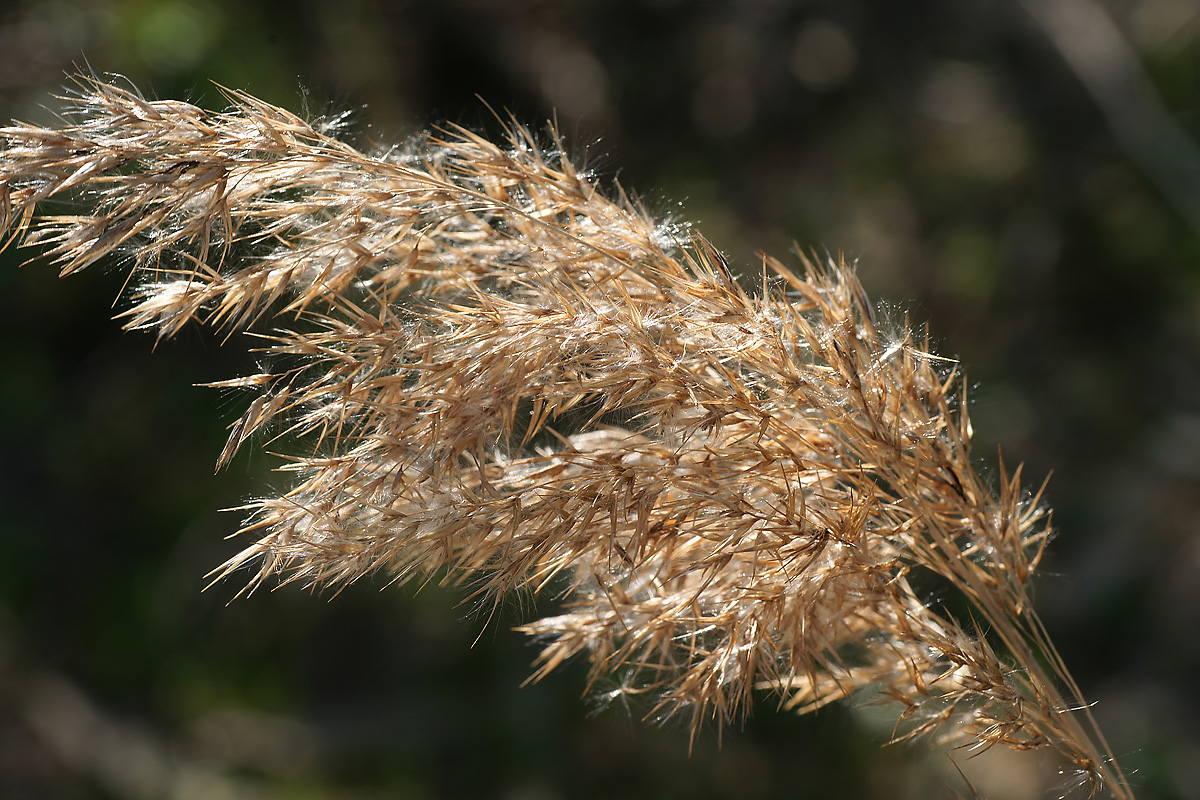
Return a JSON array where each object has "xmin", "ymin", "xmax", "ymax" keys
[{"xmin": 1, "ymin": 76, "xmax": 1132, "ymax": 798}]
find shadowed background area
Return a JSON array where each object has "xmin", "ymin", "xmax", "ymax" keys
[{"xmin": 1, "ymin": 0, "xmax": 1198, "ymax": 798}]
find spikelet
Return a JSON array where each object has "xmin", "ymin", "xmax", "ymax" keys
[{"xmin": 0, "ymin": 76, "xmax": 1133, "ymax": 798}]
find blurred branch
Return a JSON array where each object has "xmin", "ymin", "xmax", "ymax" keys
[
  {"xmin": 5, "ymin": 655, "xmax": 314, "ymax": 797},
  {"xmin": 1018, "ymin": 0, "xmax": 1200, "ymax": 237}
]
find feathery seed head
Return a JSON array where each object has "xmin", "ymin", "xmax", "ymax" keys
[{"xmin": 1, "ymin": 75, "xmax": 1132, "ymax": 798}]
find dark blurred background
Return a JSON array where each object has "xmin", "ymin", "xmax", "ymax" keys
[{"xmin": 1, "ymin": 0, "xmax": 1198, "ymax": 798}]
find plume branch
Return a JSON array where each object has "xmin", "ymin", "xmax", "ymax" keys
[{"xmin": 1, "ymin": 75, "xmax": 1132, "ymax": 798}]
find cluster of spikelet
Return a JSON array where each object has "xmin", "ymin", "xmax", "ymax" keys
[{"xmin": 1, "ymin": 76, "xmax": 1132, "ymax": 798}]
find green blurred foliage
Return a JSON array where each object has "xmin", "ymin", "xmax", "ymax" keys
[{"xmin": 2, "ymin": 0, "xmax": 1199, "ymax": 798}]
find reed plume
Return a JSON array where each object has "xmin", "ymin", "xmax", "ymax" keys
[{"xmin": 1, "ymin": 76, "xmax": 1133, "ymax": 798}]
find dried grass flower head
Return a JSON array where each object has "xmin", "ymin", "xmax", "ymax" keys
[{"xmin": 1, "ymin": 75, "xmax": 1133, "ymax": 798}]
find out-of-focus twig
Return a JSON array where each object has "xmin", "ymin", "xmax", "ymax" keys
[{"xmin": 1019, "ymin": 0, "xmax": 1200, "ymax": 237}]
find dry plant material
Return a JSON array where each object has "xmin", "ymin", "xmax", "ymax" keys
[{"xmin": 1, "ymin": 76, "xmax": 1133, "ymax": 798}]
